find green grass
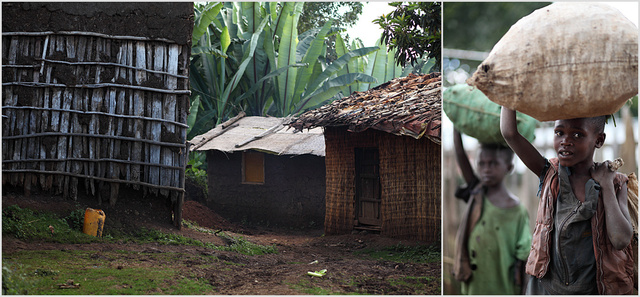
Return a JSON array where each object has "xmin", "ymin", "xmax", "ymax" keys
[
  {"xmin": 289, "ymin": 275, "xmax": 438, "ymax": 295},
  {"xmin": 353, "ymin": 242, "xmax": 441, "ymax": 264},
  {"xmin": 2, "ymin": 205, "xmax": 437, "ymax": 294},
  {"xmin": 2, "ymin": 250, "xmax": 215, "ymax": 294},
  {"xmin": 1, "ymin": 204, "xmax": 279, "ymax": 294},
  {"xmin": 2, "ymin": 205, "xmax": 278, "ymax": 256},
  {"xmin": 387, "ymin": 276, "xmax": 438, "ymax": 294},
  {"xmin": 286, "ymin": 279, "xmax": 361, "ymax": 295},
  {"xmin": 181, "ymin": 220, "xmax": 278, "ymax": 256},
  {"xmin": 3, "ymin": 263, "xmax": 35, "ymax": 294},
  {"xmin": 2, "ymin": 204, "xmax": 98, "ymax": 244}
]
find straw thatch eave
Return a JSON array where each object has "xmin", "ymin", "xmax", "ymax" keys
[{"xmin": 288, "ymin": 72, "xmax": 441, "ymax": 144}]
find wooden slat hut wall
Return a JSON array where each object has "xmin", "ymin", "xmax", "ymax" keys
[
  {"xmin": 2, "ymin": 3, "xmax": 193, "ymax": 226},
  {"xmin": 324, "ymin": 127, "xmax": 441, "ymax": 242}
]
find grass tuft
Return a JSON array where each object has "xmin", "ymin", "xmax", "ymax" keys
[
  {"xmin": 2, "ymin": 204, "xmax": 97, "ymax": 243},
  {"xmin": 353, "ymin": 242, "xmax": 441, "ymax": 264}
]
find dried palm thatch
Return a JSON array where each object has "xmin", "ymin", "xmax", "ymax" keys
[{"xmin": 289, "ymin": 72, "xmax": 441, "ymax": 144}]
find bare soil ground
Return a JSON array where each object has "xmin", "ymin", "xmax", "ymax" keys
[{"xmin": 2, "ymin": 185, "xmax": 441, "ymax": 294}]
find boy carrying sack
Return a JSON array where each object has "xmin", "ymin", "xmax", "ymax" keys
[{"xmin": 501, "ymin": 110, "xmax": 634, "ymax": 294}]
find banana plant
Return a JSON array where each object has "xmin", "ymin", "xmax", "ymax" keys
[
  {"xmin": 355, "ymin": 37, "xmax": 437, "ymax": 92},
  {"xmin": 267, "ymin": 3, "xmax": 380, "ymax": 116},
  {"xmin": 188, "ymin": 2, "xmax": 415, "ymax": 139}
]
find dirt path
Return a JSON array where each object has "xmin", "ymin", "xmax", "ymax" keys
[{"xmin": 2, "ymin": 188, "xmax": 441, "ymax": 294}]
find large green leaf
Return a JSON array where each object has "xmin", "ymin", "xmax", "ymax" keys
[
  {"xmin": 186, "ymin": 96, "xmax": 200, "ymax": 135},
  {"xmin": 358, "ymin": 39, "xmax": 388, "ymax": 91},
  {"xmin": 193, "ymin": 2, "xmax": 224, "ymax": 45},
  {"xmin": 305, "ymin": 46, "xmax": 380, "ymax": 97},
  {"xmin": 241, "ymin": 2, "xmax": 272, "ymax": 115},
  {"xmin": 216, "ymin": 17, "xmax": 270, "ymax": 124},
  {"xmin": 292, "ymin": 21, "xmax": 333, "ymax": 106},
  {"xmin": 295, "ymin": 72, "xmax": 377, "ymax": 114},
  {"xmin": 275, "ymin": 2, "xmax": 304, "ymax": 116},
  {"xmin": 296, "ymin": 28, "xmax": 320, "ymax": 61},
  {"xmin": 234, "ymin": 63, "xmax": 308, "ymax": 104},
  {"xmin": 191, "ymin": 46, "xmax": 228, "ymax": 58},
  {"xmin": 334, "ymin": 33, "xmax": 349, "ymax": 75},
  {"xmin": 220, "ymin": 27, "xmax": 231, "ymax": 54},
  {"xmin": 334, "ymin": 33, "xmax": 363, "ymax": 95},
  {"xmin": 189, "ymin": 110, "xmax": 218, "ymax": 140}
]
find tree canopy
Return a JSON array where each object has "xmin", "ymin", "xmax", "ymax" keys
[
  {"xmin": 298, "ymin": 2, "xmax": 363, "ymax": 34},
  {"xmin": 374, "ymin": 2, "xmax": 441, "ymax": 69},
  {"xmin": 298, "ymin": 2, "xmax": 364, "ymax": 62}
]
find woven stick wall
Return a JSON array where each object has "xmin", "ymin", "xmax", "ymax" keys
[
  {"xmin": 323, "ymin": 127, "xmax": 363, "ymax": 235},
  {"xmin": 2, "ymin": 31, "xmax": 191, "ymax": 207},
  {"xmin": 378, "ymin": 129, "xmax": 440, "ymax": 242},
  {"xmin": 323, "ymin": 127, "xmax": 440, "ymax": 242}
]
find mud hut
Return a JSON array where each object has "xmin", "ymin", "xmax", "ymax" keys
[
  {"xmin": 189, "ymin": 113, "xmax": 326, "ymax": 227},
  {"xmin": 2, "ymin": 2, "xmax": 194, "ymax": 227},
  {"xmin": 289, "ymin": 73, "xmax": 441, "ymax": 242}
]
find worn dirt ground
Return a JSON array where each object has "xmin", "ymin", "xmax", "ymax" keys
[{"xmin": 2, "ymin": 185, "xmax": 441, "ymax": 294}]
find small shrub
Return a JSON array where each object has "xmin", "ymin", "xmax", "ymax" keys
[
  {"xmin": 65, "ymin": 208, "xmax": 85, "ymax": 231},
  {"xmin": 134, "ymin": 228, "xmax": 203, "ymax": 246},
  {"xmin": 186, "ymin": 152, "xmax": 208, "ymax": 196},
  {"xmin": 217, "ymin": 233, "xmax": 278, "ymax": 256}
]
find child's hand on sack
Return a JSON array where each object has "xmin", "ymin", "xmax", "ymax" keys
[{"xmin": 590, "ymin": 160, "xmax": 617, "ymax": 185}]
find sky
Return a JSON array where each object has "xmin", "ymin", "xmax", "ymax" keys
[
  {"xmin": 601, "ymin": 2, "xmax": 638, "ymax": 26},
  {"xmin": 344, "ymin": 1, "xmax": 395, "ymax": 47}
]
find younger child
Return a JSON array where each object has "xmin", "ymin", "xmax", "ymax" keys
[
  {"xmin": 500, "ymin": 107, "xmax": 634, "ymax": 294},
  {"xmin": 452, "ymin": 129, "xmax": 532, "ymax": 295}
]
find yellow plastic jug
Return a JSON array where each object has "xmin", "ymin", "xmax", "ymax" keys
[{"xmin": 83, "ymin": 208, "xmax": 105, "ymax": 237}]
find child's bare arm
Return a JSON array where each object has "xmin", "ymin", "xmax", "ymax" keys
[
  {"xmin": 591, "ymin": 161, "xmax": 633, "ymax": 250},
  {"xmin": 500, "ymin": 107, "xmax": 546, "ymax": 177},
  {"xmin": 453, "ymin": 129, "xmax": 478, "ymax": 185}
]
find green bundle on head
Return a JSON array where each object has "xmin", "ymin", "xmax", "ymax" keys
[{"xmin": 443, "ymin": 84, "xmax": 538, "ymax": 145}]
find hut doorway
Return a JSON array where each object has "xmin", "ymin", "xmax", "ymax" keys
[{"xmin": 354, "ymin": 147, "xmax": 381, "ymax": 230}]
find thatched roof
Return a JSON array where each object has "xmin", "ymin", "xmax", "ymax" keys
[
  {"xmin": 288, "ymin": 72, "xmax": 441, "ymax": 144},
  {"xmin": 189, "ymin": 112, "xmax": 325, "ymax": 157}
]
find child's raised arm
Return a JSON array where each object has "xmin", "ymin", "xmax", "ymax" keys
[
  {"xmin": 500, "ymin": 107, "xmax": 546, "ymax": 177},
  {"xmin": 453, "ymin": 129, "xmax": 478, "ymax": 185}
]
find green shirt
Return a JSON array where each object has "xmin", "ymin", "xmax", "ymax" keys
[{"xmin": 461, "ymin": 197, "xmax": 532, "ymax": 295}]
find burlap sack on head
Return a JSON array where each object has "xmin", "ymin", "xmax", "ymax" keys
[{"xmin": 467, "ymin": 2, "xmax": 638, "ymax": 122}]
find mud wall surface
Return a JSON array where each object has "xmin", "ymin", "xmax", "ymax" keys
[
  {"xmin": 207, "ymin": 150, "xmax": 326, "ymax": 228},
  {"xmin": 2, "ymin": 2, "xmax": 193, "ymax": 45}
]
